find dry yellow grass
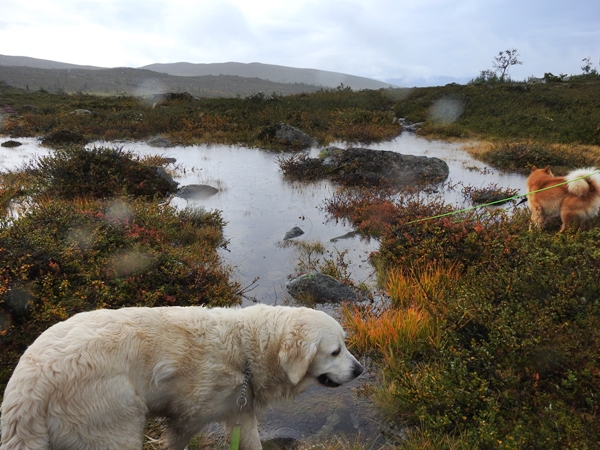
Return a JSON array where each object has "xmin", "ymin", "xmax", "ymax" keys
[
  {"xmin": 460, "ymin": 140, "xmax": 495, "ymax": 159},
  {"xmin": 462, "ymin": 140, "xmax": 600, "ymax": 169},
  {"xmin": 342, "ymin": 261, "xmax": 459, "ymax": 364},
  {"xmin": 342, "ymin": 303, "xmax": 440, "ymax": 360},
  {"xmin": 386, "ymin": 261, "xmax": 459, "ymax": 312}
]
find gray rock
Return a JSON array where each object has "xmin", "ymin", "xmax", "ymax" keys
[
  {"xmin": 259, "ymin": 122, "xmax": 317, "ymax": 148},
  {"xmin": 1, "ymin": 140, "xmax": 22, "ymax": 148},
  {"xmin": 147, "ymin": 136, "xmax": 173, "ymax": 148},
  {"xmin": 398, "ymin": 118, "xmax": 423, "ymax": 133},
  {"xmin": 176, "ymin": 184, "xmax": 219, "ymax": 199},
  {"xmin": 286, "ymin": 271, "xmax": 362, "ymax": 303},
  {"xmin": 320, "ymin": 147, "xmax": 449, "ymax": 186},
  {"xmin": 284, "ymin": 226, "xmax": 305, "ymax": 240}
]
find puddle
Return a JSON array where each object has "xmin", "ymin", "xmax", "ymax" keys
[
  {"xmin": 0, "ymin": 134, "xmax": 528, "ymax": 446},
  {"xmin": 0, "ymin": 135, "xmax": 527, "ymax": 303}
]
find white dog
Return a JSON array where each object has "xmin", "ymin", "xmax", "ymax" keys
[{"xmin": 0, "ymin": 304, "xmax": 363, "ymax": 450}]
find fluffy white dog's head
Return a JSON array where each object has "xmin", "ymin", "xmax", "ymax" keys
[{"xmin": 278, "ymin": 308, "xmax": 363, "ymax": 387}]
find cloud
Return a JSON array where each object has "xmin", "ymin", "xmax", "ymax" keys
[{"xmin": 1, "ymin": 0, "xmax": 599, "ymax": 86}]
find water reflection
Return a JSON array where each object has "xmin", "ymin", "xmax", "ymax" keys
[{"xmin": 0, "ymin": 135, "xmax": 527, "ymax": 303}]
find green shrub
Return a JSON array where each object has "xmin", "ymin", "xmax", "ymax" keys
[
  {"xmin": 0, "ymin": 86, "xmax": 402, "ymax": 148},
  {"xmin": 380, "ymin": 229, "xmax": 600, "ymax": 448},
  {"xmin": 335, "ymin": 188, "xmax": 600, "ymax": 447},
  {"xmin": 392, "ymin": 81, "xmax": 600, "ymax": 145},
  {"xmin": 3, "ymin": 80, "xmax": 600, "ymax": 148},
  {"xmin": 329, "ymin": 184, "xmax": 600, "ymax": 447},
  {"xmin": 22, "ymin": 145, "xmax": 178, "ymax": 200},
  {"xmin": 0, "ymin": 198, "xmax": 240, "ymax": 399}
]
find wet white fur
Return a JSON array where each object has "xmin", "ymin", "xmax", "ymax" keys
[{"xmin": 0, "ymin": 304, "xmax": 362, "ymax": 450}]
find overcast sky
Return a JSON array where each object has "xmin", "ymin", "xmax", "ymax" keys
[{"xmin": 1, "ymin": 0, "xmax": 598, "ymax": 86}]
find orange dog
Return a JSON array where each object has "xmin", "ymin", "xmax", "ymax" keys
[{"xmin": 526, "ymin": 166, "xmax": 600, "ymax": 232}]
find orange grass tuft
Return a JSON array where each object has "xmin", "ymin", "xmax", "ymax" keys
[
  {"xmin": 386, "ymin": 260, "xmax": 459, "ymax": 313},
  {"xmin": 342, "ymin": 303, "xmax": 440, "ymax": 360},
  {"xmin": 341, "ymin": 261, "xmax": 459, "ymax": 362}
]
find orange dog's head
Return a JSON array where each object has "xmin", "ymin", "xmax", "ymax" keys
[{"xmin": 530, "ymin": 165, "xmax": 553, "ymax": 177}]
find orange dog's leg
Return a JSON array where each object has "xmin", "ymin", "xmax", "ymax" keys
[{"xmin": 529, "ymin": 205, "xmax": 545, "ymax": 230}]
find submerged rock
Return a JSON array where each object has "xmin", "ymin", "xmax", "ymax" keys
[
  {"xmin": 329, "ymin": 231, "xmax": 357, "ymax": 242},
  {"xmin": 147, "ymin": 136, "xmax": 174, "ymax": 148},
  {"xmin": 176, "ymin": 184, "xmax": 219, "ymax": 199}
]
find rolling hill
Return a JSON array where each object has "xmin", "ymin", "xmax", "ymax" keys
[
  {"xmin": 140, "ymin": 61, "xmax": 395, "ymax": 90},
  {"xmin": 0, "ymin": 55, "xmax": 396, "ymax": 97}
]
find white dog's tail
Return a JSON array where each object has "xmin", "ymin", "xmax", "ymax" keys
[
  {"xmin": 566, "ymin": 168, "xmax": 600, "ymax": 197},
  {"xmin": 0, "ymin": 368, "xmax": 51, "ymax": 450}
]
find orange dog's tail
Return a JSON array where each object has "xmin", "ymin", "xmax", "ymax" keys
[{"xmin": 566, "ymin": 167, "xmax": 600, "ymax": 197}]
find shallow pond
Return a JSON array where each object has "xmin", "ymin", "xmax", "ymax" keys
[
  {"xmin": 0, "ymin": 134, "xmax": 527, "ymax": 303},
  {"xmin": 0, "ymin": 134, "xmax": 528, "ymax": 446}
]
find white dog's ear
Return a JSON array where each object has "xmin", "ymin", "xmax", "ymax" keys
[{"xmin": 278, "ymin": 335, "xmax": 318, "ymax": 385}]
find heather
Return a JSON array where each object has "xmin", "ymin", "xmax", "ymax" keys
[{"xmin": 2, "ymin": 75, "xmax": 600, "ymax": 448}]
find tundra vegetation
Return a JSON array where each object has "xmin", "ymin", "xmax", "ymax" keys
[{"xmin": 1, "ymin": 70, "xmax": 600, "ymax": 448}]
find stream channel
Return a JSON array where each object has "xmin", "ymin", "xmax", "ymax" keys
[{"xmin": 0, "ymin": 134, "xmax": 528, "ymax": 447}]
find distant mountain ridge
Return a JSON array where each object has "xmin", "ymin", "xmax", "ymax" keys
[
  {"xmin": 141, "ymin": 61, "xmax": 395, "ymax": 90},
  {"xmin": 0, "ymin": 55, "xmax": 396, "ymax": 94},
  {"xmin": 0, "ymin": 54, "xmax": 103, "ymax": 71}
]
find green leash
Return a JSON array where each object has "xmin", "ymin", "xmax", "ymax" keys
[
  {"xmin": 230, "ymin": 363, "xmax": 252, "ymax": 450},
  {"xmin": 406, "ymin": 169, "xmax": 600, "ymax": 226}
]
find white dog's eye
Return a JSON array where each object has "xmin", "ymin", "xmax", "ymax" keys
[{"xmin": 332, "ymin": 348, "xmax": 341, "ymax": 356}]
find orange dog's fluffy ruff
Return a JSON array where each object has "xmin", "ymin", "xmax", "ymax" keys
[{"xmin": 526, "ymin": 166, "xmax": 600, "ymax": 232}]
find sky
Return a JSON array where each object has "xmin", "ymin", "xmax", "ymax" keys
[{"xmin": 1, "ymin": 0, "xmax": 599, "ymax": 87}]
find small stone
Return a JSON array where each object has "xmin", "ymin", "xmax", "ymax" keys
[{"xmin": 284, "ymin": 226, "xmax": 304, "ymax": 240}]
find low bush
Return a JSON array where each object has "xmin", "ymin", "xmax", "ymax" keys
[
  {"xmin": 392, "ymin": 80, "xmax": 600, "ymax": 145},
  {"xmin": 20, "ymin": 145, "xmax": 178, "ymax": 200},
  {"xmin": 393, "ymin": 229, "xmax": 600, "ymax": 448},
  {"xmin": 471, "ymin": 141, "xmax": 600, "ymax": 174},
  {"xmin": 277, "ymin": 152, "xmax": 328, "ymax": 181},
  {"xmin": 337, "ymin": 186, "xmax": 600, "ymax": 448},
  {"xmin": 0, "ymin": 197, "xmax": 241, "ymax": 397},
  {"xmin": 0, "ymin": 85, "xmax": 402, "ymax": 149},
  {"xmin": 323, "ymin": 187, "xmax": 528, "ymax": 271}
]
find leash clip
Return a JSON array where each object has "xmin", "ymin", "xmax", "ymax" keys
[{"xmin": 230, "ymin": 363, "xmax": 252, "ymax": 450}]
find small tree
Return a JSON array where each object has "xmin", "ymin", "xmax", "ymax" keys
[
  {"xmin": 493, "ymin": 48, "xmax": 523, "ymax": 81},
  {"xmin": 581, "ymin": 57, "xmax": 598, "ymax": 75}
]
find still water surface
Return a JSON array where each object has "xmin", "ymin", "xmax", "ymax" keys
[{"xmin": 0, "ymin": 134, "xmax": 527, "ymax": 304}]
